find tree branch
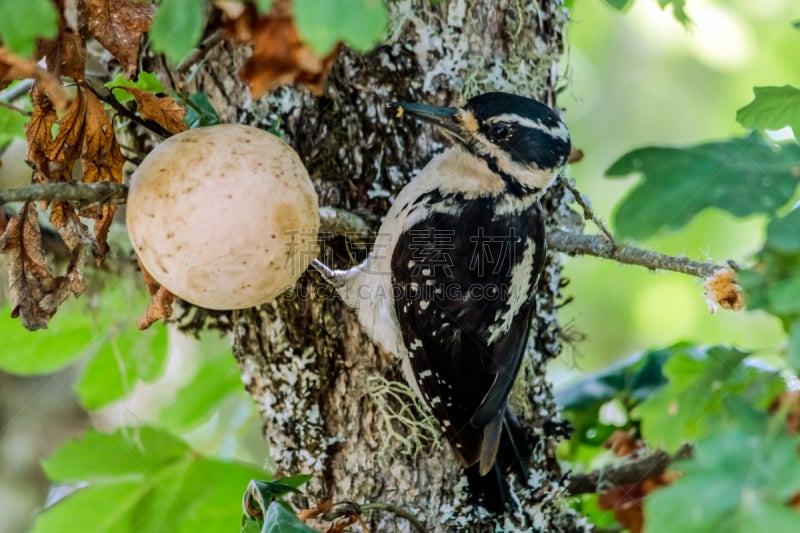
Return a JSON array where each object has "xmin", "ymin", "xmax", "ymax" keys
[
  {"xmin": 0, "ymin": 182, "xmax": 128, "ymax": 207},
  {"xmin": 566, "ymin": 444, "xmax": 693, "ymax": 496},
  {"xmin": 547, "ymin": 230, "xmax": 726, "ymax": 278},
  {"xmin": 0, "ymin": 183, "xmax": 731, "ymax": 280}
]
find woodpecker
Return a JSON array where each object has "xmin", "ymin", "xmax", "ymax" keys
[{"xmin": 313, "ymin": 92, "xmax": 571, "ymax": 511}]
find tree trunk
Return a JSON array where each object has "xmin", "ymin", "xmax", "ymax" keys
[{"xmin": 185, "ymin": 1, "xmax": 586, "ymax": 530}]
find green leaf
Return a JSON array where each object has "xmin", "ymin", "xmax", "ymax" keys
[
  {"xmin": 262, "ymin": 502, "xmax": 318, "ymax": 533},
  {"xmin": 603, "ymin": 0, "xmax": 634, "ymax": 10},
  {"xmin": 636, "ymin": 346, "xmax": 782, "ymax": 451},
  {"xmin": 105, "ymin": 72, "xmax": 168, "ymax": 104},
  {"xmin": 158, "ymin": 344, "xmax": 243, "ymax": 430},
  {"xmin": 35, "ymin": 427, "xmax": 271, "ymax": 533},
  {"xmin": 0, "ymin": 281, "xmax": 169, "ymax": 410},
  {"xmin": 149, "ymin": 0, "xmax": 207, "ymax": 65},
  {"xmin": 0, "ymin": 105, "xmax": 28, "ymax": 145},
  {"xmin": 645, "ymin": 418, "xmax": 800, "ymax": 533},
  {"xmin": 42, "ymin": 426, "xmax": 189, "ymax": 481},
  {"xmin": 0, "ymin": 303, "xmax": 96, "ymax": 374},
  {"xmin": 657, "ymin": 0, "xmax": 691, "ymax": 26},
  {"xmin": 254, "ymin": 0, "xmax": 275, "ymax": 13},
  {"xmin": 556, "ymin": 344, "xmax": 680, "ymax": 411},
  {"xmin": 737, "ymin": 86, "xmax": 800, "ymax": 137},
  {"xmin": 789, "ymin": 321, "xmax": 800, "ymax": 372},
  {"xmin": 183, "ymin": 91, "xmax": 221, "ymax": 129},
  {"xmin": 74, "ymin": 323, "xmax": 168, "ymax": 409},
  {"xmin": 739, "ymin": 248, "xmax": 800, "ymax": 329},
  {"xmin": 294, "ymin": 0, "xmax": 389, "ymax": 55},
  {"xmin": 607, "ymin": 134, "xmax": 800, "ymax": 239},
  {"xmin": 766, "ymin": 207, "xmax": 800, "ymax": 254},
  {"xmin": 0, "ymin": 0, "xmax": 59, "ymax": 57},
  {"xmin": 242, "ymin": 517, "xmax": 263, "ymax": 533},
  {"xmin": 766, "ymin": 275, "xmax": 800, "ymax": 316}
]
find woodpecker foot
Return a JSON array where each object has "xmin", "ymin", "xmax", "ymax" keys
[{"xmin": 311, "ymin": 259, "xmax": 336, "ymax": 281}]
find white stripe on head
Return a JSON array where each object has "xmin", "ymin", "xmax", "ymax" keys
[{"xmin": 487, "ymin": 113, "xmax": 570, "ymax": 142}]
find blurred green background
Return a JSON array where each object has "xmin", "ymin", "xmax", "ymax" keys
[{"xmin": 555, "ymin": 0, "xmax": 797, "ymax": 375}]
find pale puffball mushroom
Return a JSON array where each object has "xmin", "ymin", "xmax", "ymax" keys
[{"xmin": 127, "ymin": 124, "xmax": 319, "ymax": 310}]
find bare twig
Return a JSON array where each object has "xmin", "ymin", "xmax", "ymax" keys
[
  {"xmin": 566, "ymin": 444, "xmax": 693, "ymax": 496},
  {"xmin": 0, "ymin": 101, "xmax": 31, "ymax": 116},
  {"xmin": 320, "ymin": 501, "xmax": 425, "ymax": 533},
  {"xmin": 82, "ymin": 80, "xmax": 171, "ymax": 139},
  {"xmin": 560, "ymin": 176, "xmax": 615, "ymax": 243},
  {"xmin": 0, "ymin": 182, "xmax": 128, "ymax": 207},
  {"xmin": 0, "ymin": 183, "xmax": 730, "ymax": 280},
  {"xmin": 319, "ymin": 206, "xmax": 371, "ymax": 236},
  {"xmin": 0, "ymin": 79, "xmax": 34, "ymax": 102},
  {"xmin": 175, "ymin": 31, "xmax": 223, "ymax": 75},
  {"xmin": 547, "ymin": 230, "xmax": 725, "ymax": 278}
]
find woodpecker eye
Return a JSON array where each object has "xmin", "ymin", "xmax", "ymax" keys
[{"xmin": 488, "ymin": 123, "xmax": 511, "ymax": 141}]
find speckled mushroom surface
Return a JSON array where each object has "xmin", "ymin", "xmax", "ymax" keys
[{"xmin": 127, "ymin": 124, "xmax": 319, "ymax": 309}]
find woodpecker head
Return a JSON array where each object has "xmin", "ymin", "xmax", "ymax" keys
[{"xmin": 392, "ymin": 92, "xmax": 571, "ymax": 195}]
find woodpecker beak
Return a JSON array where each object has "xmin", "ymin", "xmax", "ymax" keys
[{"xmin": 390, "ymin": 102, "xmax": 470, "ymax": 143}]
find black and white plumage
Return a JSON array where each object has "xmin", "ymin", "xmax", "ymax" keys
[{"xmin": 314, "ymin": 92, "xmax": 571, "ymax": 511}]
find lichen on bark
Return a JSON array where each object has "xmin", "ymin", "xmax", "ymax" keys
[{"xmin": 189, "ymin": 1, "xmax": 588, "ymax": 530}]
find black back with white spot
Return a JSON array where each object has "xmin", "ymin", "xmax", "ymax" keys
[{"xmin": 391, "ymin": 195, "xmax": 546, "ymax": 467}]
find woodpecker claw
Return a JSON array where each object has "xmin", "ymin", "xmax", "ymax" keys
[{"xmin": 311, "ymin": 259, "xmax": 336, "ymax": 281}]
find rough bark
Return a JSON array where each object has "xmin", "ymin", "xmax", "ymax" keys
[{"xmin": 184, "ymin": 1, "xmax": 586, "ymax": 531}]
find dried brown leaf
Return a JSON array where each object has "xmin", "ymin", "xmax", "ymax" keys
[
  {"xmin": 297, "ymin": 499, "xmax": 333, "ymax": 522},
  {"xmin": 37, "ymin": 27, "xmax": 86, "ymax": 81},
  {"xmin": 605, "ymin": 428, "xmax": 643, "ymax": 458},
  {"xmin": 768, "ymin": 391, "xmax": 800, "ymax": 434},
  {"xmin": 137, "ymin": 286, "xmax": 175, "ymax": 330},
  {"xmin": 26, "ymin": 85, "xmax": 58, "ymax": 184},
  {"xmin": 599, "ymin": 472, "xmax": 677, "ymax": 533},
  {"xmin": 85, "ymin": 0, "xmax": 155, "ymax": 79},
  {"xmin": 45, "ymin": 87, "xmax": 88, "ymax": 183},
  {"xmin": 120, "ymin": 87, "xmax": 188, "ymax": 134},
  {"xmin": 0, "ymin": 202, "xmax": 84, "ymax": 330},
  {"xmin": 704, "ymin": 268, "xmax": 744, "ymax": 314},
  {"xmin": 225, "ymin": 5, "xmax": 338, "ymax": 98},
  {"xmin": 136, "ymin": 257, "xmax": 175, "ymax": 329},
  {"xmin": 80, "ymin": 90, "xmax": 125, "ymax": 263},
  {"xmin": 0, "ymin": 48, "xmax": 71, "ymax": 111}
]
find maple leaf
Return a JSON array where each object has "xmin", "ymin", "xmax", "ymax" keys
[
  {"xmin": 224, "ymin": 2, "xmax": 339, "ymax": 98},
  {"xmin": 118, "ymin": 86, "xmax": 188, "ymax": 135},
  {"xmin": 0, "ymin": 202, "xmax": 85, "ymax": 330},
  {"xmin": 85, "ymin": 0, "xmax": 155, "ymax": 79},
  {"xmin": 80, "ymin": 90, "xmax": 125, "ymax": 263}
]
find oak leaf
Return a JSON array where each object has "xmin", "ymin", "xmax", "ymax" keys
[
  {"xmin": 224, "ymin": 2, "xmax": 339, "ymax": 98},
  {"xmin": 119, "ymin": 86, "xmax": 188, "ymax": 134},
  {"xmin": 85, "ymin": 0, "xmax": 155, "ymax": 79}
]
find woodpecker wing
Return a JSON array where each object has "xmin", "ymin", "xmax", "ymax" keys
[{"xmin": 390, "ymin": 199, "xmax": 546, "ymax": 469}]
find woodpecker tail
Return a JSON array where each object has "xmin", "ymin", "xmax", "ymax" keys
[{"xmin": 465, "ymin": 408, "xmax": 533, "ymax": 513}]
